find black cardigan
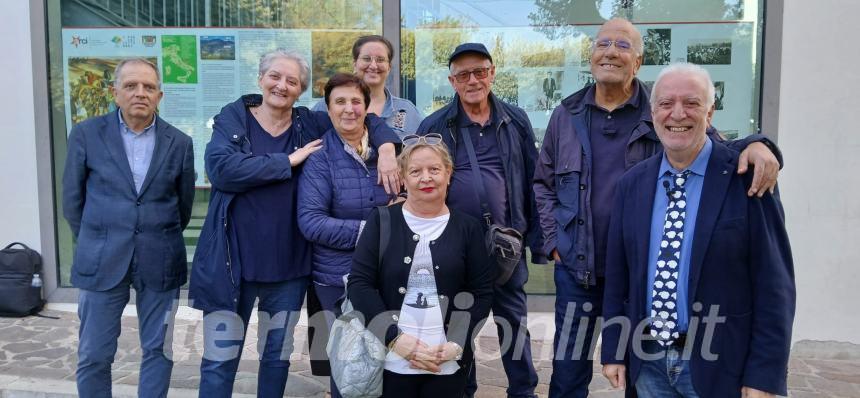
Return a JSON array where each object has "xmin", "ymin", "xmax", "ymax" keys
[{"xmin": 348, "ymin": 203, "xmax": 495, "ymax": 368}]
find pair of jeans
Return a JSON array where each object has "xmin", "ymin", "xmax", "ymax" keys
[
  {"xmin": 465, "ymin": 258, "xmax": 538, "ymax": 398},
  {"xmin": 198, "ymin": 277, "xmax": 309, "ymax": 398},
  {"xmin": 314, "ymin": 283, "xmax": 346, "ymax": 398},
  {"xmin": 635, "ymin": 339, "xmax": 700, "ymax": 397},
  {"xmin": 548, "ymin": 265, "xmax": 604, "ymax": 398},
  {"xmin": 77, "ymin": 276, "xmax": 179, "ymax": 398}
]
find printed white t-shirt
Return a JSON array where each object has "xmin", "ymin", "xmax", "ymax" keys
[{"xmin": 384, "ymin": 208, "xmax": 459, "ymax": 375}]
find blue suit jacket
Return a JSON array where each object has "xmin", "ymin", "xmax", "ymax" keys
[
  {"xmin": 63, "ymin": 110, "xmax": 195, "ymax": 292},
  {"xmin": 601, "ymin": 138, "xmax": 795, "ymax": 397}
]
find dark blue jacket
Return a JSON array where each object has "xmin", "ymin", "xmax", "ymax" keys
[
  {"xmin": 189, "ymin": 95, "xmax": 398, "ymax": 313},
  {"xmin": 601, "ymin": 138, "xmax": 795, "ymax": 397},
  {"xmin": 63, "ymin": 110, "xmax": 195, "ymax": 292},
  {"xmin": 417, "ymin": 93, "xmax": 547, "ymax": 263},
  {"xmin": 533, "ymin": 79, "xmax": 783, "ymax": 286},
  {"xmin": 297, "ymin": 128, "xmax": 392, "ymax": 287}
]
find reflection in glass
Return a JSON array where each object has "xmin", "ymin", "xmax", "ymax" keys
[
  {"xmin": 401, "ymin": 0, "xmax": 764, "ymax": 294},
  {"xmin": 49, "ymin": 0, "xmax": 382, "ymax": 286}
]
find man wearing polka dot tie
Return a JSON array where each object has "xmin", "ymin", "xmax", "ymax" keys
[{"xmin": 600, "ymin": 63, "xmax": 795, "ymax": 398}]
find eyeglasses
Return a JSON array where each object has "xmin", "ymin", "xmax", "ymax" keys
[
  {"xmin": 451, "ymin": 67, "xmax": 491, "ymax": 83},
  {"xmin": 402, "ymin": 133, "xmax": 443, "ymax": 146},
  {"xmin": 593, "ymin": 39, "xmax": 634, "ymax": 52},
  {"xmin": 357, "ymin": 55, "xmax": 389, "ymax": 65}
]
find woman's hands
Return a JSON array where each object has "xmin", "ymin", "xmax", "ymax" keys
[
  {"xmin": 289, "ymin": 139, "xmax": 323, "ymax": 166},
  {"xmin": 391, "ymin": 334, "xmax": 463, "ymax": 373}
]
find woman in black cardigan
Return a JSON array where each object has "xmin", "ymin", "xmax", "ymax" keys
[{"xmin": 348, "ymin": 139, "xmax": 494, "ymax": 396}]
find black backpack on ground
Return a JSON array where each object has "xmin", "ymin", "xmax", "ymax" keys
[{"xmin": 0, "ymin": 242, "xmax": 45, "ymax": 317}]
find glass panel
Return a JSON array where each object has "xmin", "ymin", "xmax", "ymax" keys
[
  {"xmin": 401, "ymin": 0, "xmax": 764, "ymax": 294},
  {"xmin": 49, "ymin": 0, "xmax": 382, "ymax": 287}
]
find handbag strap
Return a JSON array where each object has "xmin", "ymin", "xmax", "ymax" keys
[
  {"xmin": 3, "ymin": 242, "xmax": 30, "ymax": 251},
  {"xmin": 459, "ymin": 127, "xmax": 493, "ymax": 227},
  {"xmin": 377, "ymin": 205, "xmax": 390, "ymax": 270}
]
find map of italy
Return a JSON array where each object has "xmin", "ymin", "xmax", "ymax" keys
[{"xmin": 161, "ymin": 35, "xmax": 198, "ymax": 84}]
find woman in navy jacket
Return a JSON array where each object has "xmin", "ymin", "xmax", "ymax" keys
[
  {"xmin": 348, "ymin": 141, "xmax": 494, "ymax": 397},
  {"xmin": 188, "ymin": 50, "xmax": 399, "ymax": 398},
  {"xmin": 297, "ymin": 73, "xmax": 396, "ymax": 397}
]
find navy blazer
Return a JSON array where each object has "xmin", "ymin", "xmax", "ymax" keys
[
  {"xmin": 63, "ymin": 110, "xmax": 195, "ymax": 292},
  {"xmin": 601, "ymin": 138, "xmax": 795, "ymax": 397}
]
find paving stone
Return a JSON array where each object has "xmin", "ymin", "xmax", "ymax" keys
[
  {"xmin": 3, "ymin": 343, "xmax": 45, "ymax": 354},
  {"xmin": 170, "ymin": 376, "xmax": 201, "ymax": 389},
  {"xmin": 3, "ymin": 311, "xmax": 860, "ymax": 397},
  {"xmin": 807, "ymin": 377, "xmax": 859, "ymax": 397},
  {"xmin": 0, "ymin": 365, "xmax": 71, "ymax": 379},
  {"xmin": 789, "ymin": 391, "xmax": 828, "ymax": 398},
  {"xmin": 789, "ymin": 358, "xmax": 814, "ymax": 375},
  {"xmin": 787, "ymin": 373, "xmax": 816, "ymax": 390},
  {"xmin": 282, "ymin": 373, "xmax": 326, "ymax": 396},
  {"xmin": 805, "ymin": 359, "xmax": 860, "ymax": 376},
  {"xmin": 13, "ymin": 347, "xmax": 72, "ymax": 361},
  {"xmin": 815, "ymin": 372, "xmax": 860, "ymax": 385},
  {"xmin": 111, "ymin": 370, "xmax": 131, "ymax": 382}
]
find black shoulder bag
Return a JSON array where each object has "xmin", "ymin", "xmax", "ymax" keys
[{"xmin": 459, "ymin": 127, "xmax": 523, "ymax": 285}]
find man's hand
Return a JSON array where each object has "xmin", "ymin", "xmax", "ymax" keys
[
  {"xmin": 737, "ymin": 141, "xmax": 779, "ymax": 197},
  {"xmin": 551, "ymin": 249, "xmax": 561, "ymax": 262},
  {"xmin": 377, "ymin": 143, "xmax": 401, "ymax": 194},
  {"xmin": 741, "ymin": 386, "xmax": 775, "ymax": 398},
  {"xmin": 288, "ymin": 139, "xmax": 323, "ymax": 166},
  {"xmin": 602, "ymin": 364, "xmax": 626, "ymax": 389}
]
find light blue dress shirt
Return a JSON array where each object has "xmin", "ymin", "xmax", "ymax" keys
[
  {"xmin": 118, "ymin": 111, "xmax": 156, "ymax": 194},
  {"xmin": 645, "ymin": 138, "xmax": 712, "ymax": 332}
]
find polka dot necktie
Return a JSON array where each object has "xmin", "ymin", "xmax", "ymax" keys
[{"xmin": 650, "ymin": 170, "xmax": 691, "ymax": 347}]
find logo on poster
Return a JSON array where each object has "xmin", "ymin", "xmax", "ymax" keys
[
  {"xmin": 70, "ymin": 35, "xmax": 88, "ymax": 48},
  {"xmin": 142, "ymin": 35, "xmax": 157, "ymax": 47},
  {"xmin": 111, "ymin": 35, "xmax": 136, "ymax": 48}
]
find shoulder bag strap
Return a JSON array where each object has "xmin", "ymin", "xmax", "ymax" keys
[{"xmin": 459, "ymin": 127, "xmax": 493, "ymax": 227}]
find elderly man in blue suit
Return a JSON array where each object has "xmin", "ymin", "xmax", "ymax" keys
[
  {"xmin": 63, "ymin": 58, "xmax": 195, "ymax": 398},
  {"xmin": 600, "ymin": 63, "xmax": 795, "ymax": 398}
]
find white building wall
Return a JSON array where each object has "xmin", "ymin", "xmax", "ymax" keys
[
  {"xmin": 779, "ymin": 0, "xmax": 860, "ymax": 344},
  {"xmin": 0, "ymin": 1, "xmax": 42, "ymax": 252}
]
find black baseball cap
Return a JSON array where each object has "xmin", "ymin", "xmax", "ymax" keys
[{"xmin": 448, "ymin": 43, "xmax": 493, "ymax": 66}]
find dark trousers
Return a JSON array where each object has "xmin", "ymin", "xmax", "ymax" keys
[
  {"xmin": 198, "ymin": 277, "xmax": 308, "ymax": 398},
  {"xmin": 383, "ymin": 368, "xmax": 469, "ymax": 397},
  {"xmin": 314, "ymin": 283, "xmax": 346, "ymax": 398},
  {"xmin": 77, "ymin": 273, "xmax": 179, "ymax": 398},
  {"xmin": 465, "ymin": 258, "xmax": 538, "ymax": 398},
  {"xmin": 548, "ymin": 265, "xmax": 604, "ymax": 398}
]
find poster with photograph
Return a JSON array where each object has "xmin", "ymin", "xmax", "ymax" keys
[
  {"xmin": 413, "ymin": 22, "xmax": 757, "ymax": 144},
  {"xmin": 644, "ymin": 28, "xmax": 671, "ymax": 65},
  {"xmin": 62, "ymin": 27, "xmax": 324, "ymax": 186}
]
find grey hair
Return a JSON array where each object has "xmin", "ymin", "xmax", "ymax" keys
[
  {"xmin": 113, "ymin": 58, "xmax": 161, "ymax": 89},
  {"xmin": 650, "ymin": 62, "xmax": 716, "ymax": 109},
  {"xmin": 595, "ymin": 17, "xmax": 645, "ymax": 55},
  {"xmin": 258, "ymin": 49, "xmax": 310, "ymax": 93}
]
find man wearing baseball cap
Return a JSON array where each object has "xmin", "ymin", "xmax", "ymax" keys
[{"xmin": 416, "ymin": 42, "xmax": 547, "ymax": 398}]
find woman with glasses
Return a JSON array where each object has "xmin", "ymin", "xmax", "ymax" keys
[
  {"xmin": 313, "ymin": 35, "xmax": 422, "ymax": 138},
  {"xmin": 189, "ymin": 50, "xmax": 400, "ymax": 398},
  {"xmin": 347, "ymin": 139, "xmax": 494, "ymax": 397},
  {"xmin": 297, "ymin": 72, "xmax": 400, "ymax": 398}
]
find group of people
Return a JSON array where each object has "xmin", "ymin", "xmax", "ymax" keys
[{"xmin": 63, "ymin": 18, "xmax": 795, "ymax": 398}]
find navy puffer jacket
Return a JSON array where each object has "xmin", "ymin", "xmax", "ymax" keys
[{"xmin": 298, "ymin": 128, "xmax": 393, "ymax": 286}]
